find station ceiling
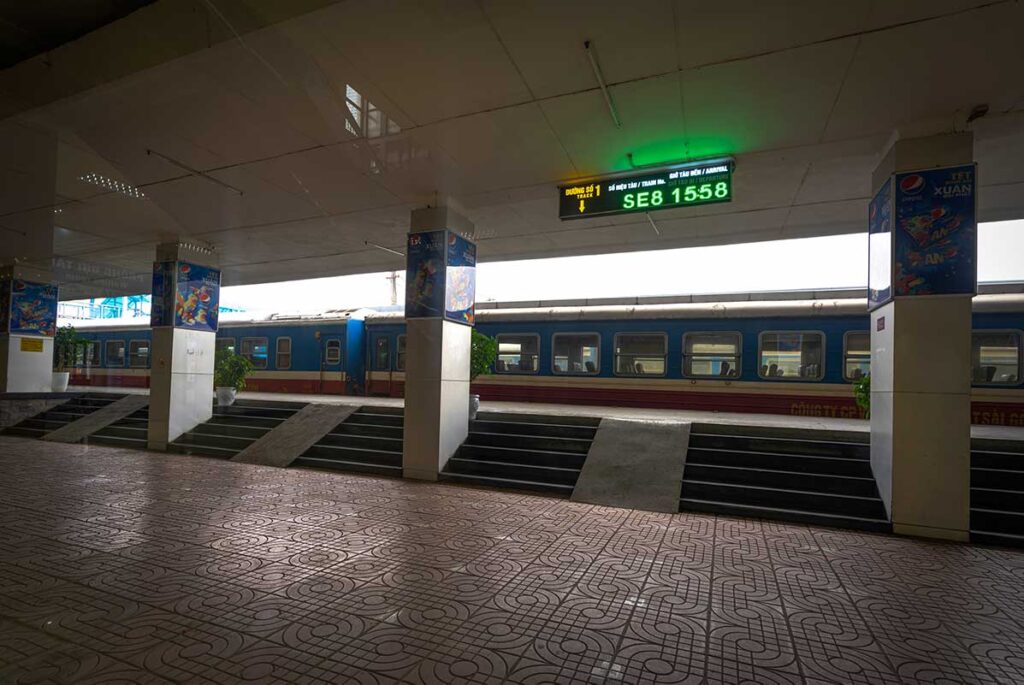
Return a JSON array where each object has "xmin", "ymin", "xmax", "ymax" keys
[{"xmin": 1, "ymin": 0, "xmax": 1023, "ymax": 298}]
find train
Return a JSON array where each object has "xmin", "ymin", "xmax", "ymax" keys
[{"xmin": 68, "ymin": 287, "xmax": 1024, "ymax": 426}]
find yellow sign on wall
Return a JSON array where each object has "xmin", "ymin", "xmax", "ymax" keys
[{"xmin": 19, "ymin": 338, "xmax": 44, "ymax": 352}]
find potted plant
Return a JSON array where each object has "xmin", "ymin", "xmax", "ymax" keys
[
  {"xmin": 854, "ymin": 373, "xmax": 871, "ymax": 419},
  {"xmin": 52, "ymin": 325, "xmax": 85, "ymax": 392},
  {"xmin": 214, "ymin": 347, "xmax": 254, "ymax": 406},
  {"xmin": 469, "ymin": 329, "xmax": 497, "ymax": 421}
]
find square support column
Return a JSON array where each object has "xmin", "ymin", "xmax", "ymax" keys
[
  {"xmin": 0, "ymin": 265, "xmax": 59, "ymax": 393},
  {"xmin": 0, "ymin": 124, "xmax": 59, "ymax": 393},
  {"xmin": 147, "ymin": 243, "xmax": 221, "ymax": 450},
  {"xmin": 402, "ymin": 207, "xmax": 477, "ymax": 480},
  {"xmin": 868, "ymin": 132, "xmax": 975, "ymax": 540}
]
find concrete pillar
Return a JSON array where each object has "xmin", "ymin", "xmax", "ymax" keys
[
  {"xmin": 0, "ymin": 265, "xmax": 59, "ymax": 393},
  {"xmin": 0, "ymin": 122, "xmax": 59, "ymax": 393},
  {"xmin": 402, "ymin": 207, "xmax": 477, "ymax": 480},
  {"xmin": 147, "ymin": 242, "xmax": 221, "ymax": 450},
  {"xmin": 868, "ymin": 132, "xmax": 976, "ymax": 540}
]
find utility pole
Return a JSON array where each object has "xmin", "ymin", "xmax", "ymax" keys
[{"xmin": 386, "ymin": 271, "xmax": 399, "ymax": 305}]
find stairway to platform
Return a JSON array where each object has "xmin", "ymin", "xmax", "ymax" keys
[
  {"xmin": 971, "ymin": 438, "xmax": 1024, "ymax": 547},
  {"xmin": 169, "ymin": 399, "xmax": 305, "ymax": 458},
  {"xmin": 1, "ymin": 393, "xmax": 125, "ymax": 439},
  {"xmin": 293, "ymin": 406, "xmax": 403, "ymax": 476},
  {"xmin": 440, "ymin": 412, "xmax": 600, "ymax": 495},
  {"xmin": 680, "ymin": 423, "xmax": 890, "ymax": 532}
]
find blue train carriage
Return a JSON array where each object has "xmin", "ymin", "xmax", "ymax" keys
[
  {"xmin": 362, "ymin": 290, "xmax": 1024, "ymax": 426},
  {"xmin": 71, "ymin": 308, "xmax": 369, "ymax": 396}
]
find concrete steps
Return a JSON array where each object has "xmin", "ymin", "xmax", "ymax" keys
[
  {"xmin": 971, "ymin": 439, "xmax": 1024, "ymax": 547},
  {"xmin": 1, "ymin": 393, "xmax": 125, "ymax": 439},
  {"xmin": 168, "ymin": 400, "xmax": 305, "ymax": 458},
  {"xmin": 86, "ymin": 407, "xmax": 149, "ymax": 449},
  {"xmin": 293, "ymin": 406, "xmax": 403, "ymax": 476},
  {"xmin": 441, "ymin": 412, "xmax": 600, "ymax": 495},
  {"xmin": 680, "ymin": 424, "xmax": 890, "ymax": 532}
]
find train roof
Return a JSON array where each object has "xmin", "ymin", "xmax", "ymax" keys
[{"xmin": 363, "ymin": 293, "xmax": 1024, "ymax": 324}]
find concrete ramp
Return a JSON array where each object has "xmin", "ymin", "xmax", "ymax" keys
[
  {"xmin": 571, "ymin": 418, "xmax": 690, "ymax": 513},
  {"xmin": 42, "ymin": 395, "xmax": 149, "ymax": 444},
  {"xmin": 232, "ymin": 403, "xmax": 357, "ymax": 467}
]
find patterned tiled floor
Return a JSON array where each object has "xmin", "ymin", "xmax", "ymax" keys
[{"xmin": 1, "ymin": 437, "xmax": 1023, "ymax": 684}]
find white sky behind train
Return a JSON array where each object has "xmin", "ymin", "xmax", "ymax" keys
[
  {"xmin": 58, "ymin": 220, "xmax": 1023, "ymax": 321},
  {"xmin": 211, "ymin": 220, "xmax": 1024, "ymax": 318}
]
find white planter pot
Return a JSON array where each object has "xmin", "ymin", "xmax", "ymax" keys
[
  {"xmin": 216, "ymin": 387, "xmax": 237, "ymax": 407},
  {"xmin": 469, "ymin": 393, "xmax": 481, "ymax": 421},
  {"xmin": 52, "ymin": 371, "xmax": 69, "ymax": 393}
]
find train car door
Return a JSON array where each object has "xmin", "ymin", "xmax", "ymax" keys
[
  {"xmin": 319, "ymin": 333, "xmax": 344, "ymax": 393},
  {"xmin": 367, "ymin": 332, "xmax": 392, "ymax": 396}
]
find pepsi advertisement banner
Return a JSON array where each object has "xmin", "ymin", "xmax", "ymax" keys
[
  {"xmin": 9, "ymin": 280, "xmax": 58, "ymax": 337},
  {"xmin": 867, "ymin": 178, "xmax": 893, "ymax": 311},
  {"xmin": 174, "ymin": 261, "xmax": 220, "ymax": 333},
  {"xmin": 150, "ymin": 261, "xmax": 175, "ymax": 327},
  {"xmin": 445, "ymin": 232, "xmax": 477, "ymax": 326},
  {"xmin": 406, "ymin": 230, "xmax": 446, "ymax": 318},
  {"xmin": 893, "ymin": 164, "xmax": 976, "ymax": 298}
]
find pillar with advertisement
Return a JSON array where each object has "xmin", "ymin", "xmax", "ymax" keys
[
  {"xmin": 868, "ymin": 132, "xmax": 976, "ymax": 541},
  {"xmin": 402, "ymin": 208, "xmax": 477, "ymax": 480},
  {"xmin": 148, "ymin": 243, "xmax": 221, "ymax": 450},
  {"xmin": 0, "ymin": 266, "xmax": 59, "ymax": 393}
]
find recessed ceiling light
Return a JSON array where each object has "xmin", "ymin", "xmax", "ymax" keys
[{"xmin": 78, "ymin": 172, "xmax": 146, "ymax": 199}]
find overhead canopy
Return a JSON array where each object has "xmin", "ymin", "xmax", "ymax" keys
[{"xmin": 1, "ymin": 0, "xmax": 1022, "ymax": 299}]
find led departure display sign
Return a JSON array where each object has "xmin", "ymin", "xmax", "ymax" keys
[{"xmin": 558, "ymin": 159, "xmax": 733, "ymax": 220}]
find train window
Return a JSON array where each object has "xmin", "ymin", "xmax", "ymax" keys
[
  {"xmin": 240, "ymin": 337, "xmax": 269, "ymax": 369},
  {"xmin": 325, "ymin": 339, "xmax": 342, "ymax": 365},
  {"xmin": 276, "ymin": 337, "xmax": 292, "ymax": 370},
  {"xmin": 396, "ymin": 335, "xmax": 407, "ymax": 371},
  {"xmin": 972, "ymin": 331, "xmax": 1021, "ymax": 385},
  {"xmin": 88, "ymin": 342, "xmax": 100, "ymax": 366},
  {"xmin": 552, "ymin": 333, "xmax": 600, "ymax": 375},
  {"xmin": 105, "ymin": 340, "xmax": 125, "ymax": 367},
  {"xmin": 683, "ymin": 332, "xmax": 741, "ymax": 378},
  {"xmin": 76, "ymin": 341, "xmax": 100, "ymax": 367},
  {"xmin": 759, "ymin": 332, "xmax": 824, "ymax": 380},
  {"xmin": 216, "ymin": 337, "xmax": 235, "ymax": 354},
  {"xmin": 496, "ymin": 334, "xmax": 540, "ymax": 374},
  {"xmin": 128, "ymin": 340, "xmax": 149, "ymax": 368},
  {"xmin": 843, "ymin": 332, "xmax": 871, "ymax": 381},
  {"xmin": 614, "ymin": 333, "xmax": 666, "ymax": 376},
  {"xmin": 372, "ymin": 337, "xmax": 389, "ymax": 371}
]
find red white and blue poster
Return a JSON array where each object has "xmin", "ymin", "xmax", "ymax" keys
[
  {"xmin": 867, "ymin": 178, "xmax": 893, "ymax": 311},
  {"xmin": 893, "ymin": 164, "xmax": 976, "ymax": 297},
  {"xmin": 150, "ymin": 261, "xmax": 175, "ymax": 327},
  {"xmin": 405, "ymin": 230, "xmax": 446, "ymax": 318},
  {"xmin": 9, "ymin": 280, "xmax": 58, "ymax": 336},
  {"xmin": 445, "ymin": 232, "xmax": 477, "ymax": 326},
  {"xmin": 174, "ymin": 261, "xmax": 220, "ymax": 332}
]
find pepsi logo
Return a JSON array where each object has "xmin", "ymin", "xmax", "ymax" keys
[{"xmin": 899, "ymin": 174, "xmax": 926, "ymax": 194}]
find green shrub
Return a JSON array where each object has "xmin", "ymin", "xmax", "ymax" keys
[
  {"xmin": 214, "ymin": 348, "xmax": 254, "ymax": 391},
  {"xmin": 53, "ymin": 325, "xmax": 86, "ymax": 372},
  {"xmin": 470, "ymin": 329, "xmax": 497, "ymax": 382},
  {"xmin": 854, "ymin": 374, "xmax": 871, "ymax": 418}
]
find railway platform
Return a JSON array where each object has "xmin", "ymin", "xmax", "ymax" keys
[
  {"xmin": 2, "ymin": 433, "xmax": 1024, "ymax": 683},
  {"xmin": 77, "ymin": 385, "xmax": 1024, "ymax": 440}
]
